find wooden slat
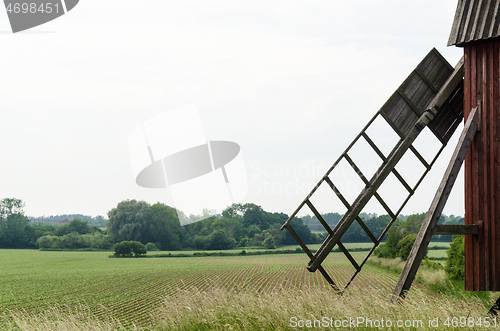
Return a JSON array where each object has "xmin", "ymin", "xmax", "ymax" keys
[
  {"xmin": 337, "ymin": 242, "xmax": 360, "ymax": 271},
  {"xmin": 324, "ymin": 176, "xmax": 378, "ymax": 244},
  {"xmin": 471, "ymin": 45, "xmax": 480, "ymax": 291},
  {"xmin": 492, "ymin": 38, "xmax": 500, "ymax": 290},
  {"xmin": 392, "ymin": 106, "xmax": 479, "ymax": 300},
  {"xmin": 343, "ymin": 244, "xmax": 380, "ymax": 291},
  {"xmin": 324, "ymin": 177, "xmax": 351, "ymax": 211},
  {"xmin": 482, "ymin": 42, "xmax": 490, "ymax": 290},
  {"xmin": 362, "ymin": 132, "xmax": 387, "ymax": 160},
  {"xmin": 343, "ymin": 154, "xmax": 368, "ymax": 184},
  {"xmin": 305, "ymin": 200, "xmax": 333, "ymax": 235},
  {"xmin": 393, "ymin": 104, "xmax": 419, "ymax": 136},
  {"xmin": 464, "ymin": 44, "xmax": 474, "ymax": 290},
  {"xmin": 373, "ymin": 192, "xmax": 396, "ymax": 220},
  {"xmin": 410, "ymin": 145, "xmax": 431, "ymax": 170},
  {"xmin": 391, "ymin": 168, "xmax": 413, "ymax": 194},
  {"xmin": 356, "ymin": 217, "xmax": 378, "ymax": 244},
  {"xmin": 363, "ymin": 132, "xmax": 413, "ymax": 193},
  {"xmin": 379, "ymin": 109, "xmax": 405, "ymax": 139},
  {"xmin": 403, "ymin": 75, "xmax": 435, "ymax": 112},
  {"xmin": 426, "ymin": 56, "xmax": 465, "ymax": 112},
  {"xmin": 317, "ymin": 266, "xmax": 340, "ymax": 292},
  {"xmin": 415, "ymin": 67, "xmax": 439, "ymax": 93},
  {"xmin": 434, "ymin": 224, "xmax": 479, "ymax": 235},
  {"xmin": 284, "ymin": 223, "xmax": 315, "ymax": 260},
  {"xmin": 285, "ymin": 221, "xmax": 340, "ymax": 291}
]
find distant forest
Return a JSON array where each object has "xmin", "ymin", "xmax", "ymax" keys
[
  {"xmin": 0, "ymin": 197, "xmax": 464, "ymax": 251},
  {"xmin": 29, "ymin": 214, "xmax": 107, "ymax": 227},
  {"xmin": 302, "ymin": 212, "xmax": 464, "ymax": 232}
]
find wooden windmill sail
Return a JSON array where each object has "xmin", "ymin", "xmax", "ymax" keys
[{"xmin": 281, "ymin": 48, "xmax": 465, "ymax": 292}]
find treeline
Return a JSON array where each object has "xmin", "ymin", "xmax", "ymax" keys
[
  {"xmin": 37, "ymin": 219, "xmax": 112, "ymax": 250},
  {"xmin": 303, "ymin": 212, "xmax": 463, "ymax": 243},
  {"xmin": 0, "ymin": 197, "xmax": 464, "ymax": 251},
  {"xmin": 104, "ymin": 200, "xmax": 315, "ymax": 250},
  {"xmin": 374, "ymin": 213, "xmax": 464, "ymax": 260},
  {"xmin": 29, "ymin": 214, "xmax": 107, "ymax": 227},
  {"xmin": 0, "ymin": 198, "xmax": 111, "ymax": 250}
]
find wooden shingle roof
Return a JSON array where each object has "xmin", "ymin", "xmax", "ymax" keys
[{"xmin": 448, "ymin": 0, "xmax": 500, "ymax": 46}]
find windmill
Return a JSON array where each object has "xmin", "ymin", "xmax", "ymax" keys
[{"xmin": 282, "ymin": 0, "xmax": 499, "ymax": 302}]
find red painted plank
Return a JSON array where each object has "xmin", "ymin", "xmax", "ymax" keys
[
  {"xmin": 480, "ymin": 43, "xmax": 488, "ymax": 291},
  {"xmin": 464, "ymin": 44, "xmax": 474, "ymax": 291},
  {"xmin": 464, "ymin": 39, "xmax": 500, "ymax": 291},
  {"xmin": 471, "ymin": 44, "xmax": 481, "ymax": 292},
  {"xmin": 493, "ymin": 38, "xmax": 500, "ymax": 290}
]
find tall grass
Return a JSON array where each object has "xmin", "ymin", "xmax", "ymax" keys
[
  {"xmin": 4, "ymin": 304, "xmax": 136, "ymax": 331},
  {"xmin": 4, "ymin": 286, "xmax": 495, "ymax": 330}
]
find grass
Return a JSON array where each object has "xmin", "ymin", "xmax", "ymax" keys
[
  {"xmin": 366, "ymin": 256, "xmax": 499, "ymax": 307},
  {"xmin": 5, "ymin": 286, "xmax": 496, "ymax": 330},
  {"xmin": 3, "ymin": 243, "xmax": 497, "ymax": 330},
  {"xmin": 0, "ymin": 249, "xmax": 387, "ymax": 328},
  {"xmin": 427, "ymin": 249, "xmax": 448, "ymax": 260}
]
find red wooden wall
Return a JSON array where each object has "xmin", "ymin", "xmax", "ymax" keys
[{"xmin": 463, "ymin": 37, "xmax": 500, "ymax": 291}]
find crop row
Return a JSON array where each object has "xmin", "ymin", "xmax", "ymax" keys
[{"xmin": 1, "ymin": 252, "xmax": 402, "ymax": 327}]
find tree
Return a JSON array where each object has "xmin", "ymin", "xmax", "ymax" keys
[
  {"xmin": 222, "ymin": 203, "xmax": 246, "ymax": 218},
  {"xmin": 0, "ymin": 198, "xmax": 31, "ymax": 248},
  {"xmin": 242, "ymin": 204, "xmax": 267, "ymax": 229},
  {"xmin": 396, "ymin": 233, "xmax": 418, "ymax": 261},
  {"xmin": 56, "ymin": 218, "xmax": 90, "ymax": 236},
  {"xmin": 263, "ymin": 232, "xmax": 276, "ymax": 249},
  {"xmin": 143, "ymin": 203, "xmax": 183, "ymax": 250},
  {"xmin": 282, "ymin": 217, "xmax": 313, "ymax": 245},
  {"xmin": 400, "ymin": 213, "xmax": 425, "ymax": 236},
  {"xmin": 208, "ymin": 229, "xmax": 235, "ymax": 250},
  {"xmin": 0, "ymin": 198, "xmax": 25, "ymax": 223},
  {"xmin": 106, "ymin": 200, "xmax": 150, "ymax": 243},
  {"xmin": 114, "ymin": 241, "xmax": 147, "ymax": 257},
  {"xmin": 446, "ymin": 235, "xmax": 465, "ymax": 280}
]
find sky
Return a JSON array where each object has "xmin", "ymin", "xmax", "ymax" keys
[{"xmin": 0, "ymin": 0, "xmax": 466, "ymax": 219}]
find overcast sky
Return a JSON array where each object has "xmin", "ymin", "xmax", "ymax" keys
[{"xmin": 0, "ymin": 0, "xmax": 466, "ymax": 219}]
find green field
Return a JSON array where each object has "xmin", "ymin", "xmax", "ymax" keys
[
  {"xmin": 0, "ymin": 249, "xmax": 401, "ymax": 327},
  {"xmin": 427, "ymin": 249, "xmax": 448, "ymax": 259},
  {"xmin": 3, "ymin": 243, "xmax": 482, "ymax": 330}
]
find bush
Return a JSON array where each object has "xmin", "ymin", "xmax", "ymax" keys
[
  {"xmin": 375, "ymin": 233, "xmax": 427, "ymax": 261},
  {"xmin": 374, "ymin": 226, "xmax": 402, "ymax": 258},
  {"xmin": 208, "ymin": 229, "xmax": 235, "ymax": 250},
  {"xmin": 374, "ymin": 243, "xmax": 396, "ymax": 258},
  {"xmin": 397, "ymin": 233, "xmax": 418, "ymax": 261},
  {"xmin": 445, "ymin": 235, "xmax": 465, "ymax": 280},
  {"xmin": 36, "ymin": 233, "xmax": 112, "ymax": 250},
  {"xmin": 114, "ymin": 241, "xmax": 147, "ymax": 257},
  {"xmin": 237, "ymin": 238, "xmax": 248, "ymax": 247},
  {"xmin": 263, "ymin": 233, "xmax": 276, "ymax": 249},
  {"xmin": 145, "ymin": 242, "xmax": 159, "ymax": 251},
  {"xmin": 420, "ymin": 258, "xmax": 444, "ymax": 271},
  {"xmin": 192, "ymin": 235, "xmax": 210, "ymax": 250}
]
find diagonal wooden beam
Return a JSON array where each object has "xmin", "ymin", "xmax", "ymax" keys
[{"xmin": 391, "ymin": 105, "xmax": 479, "ymax": 301}]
